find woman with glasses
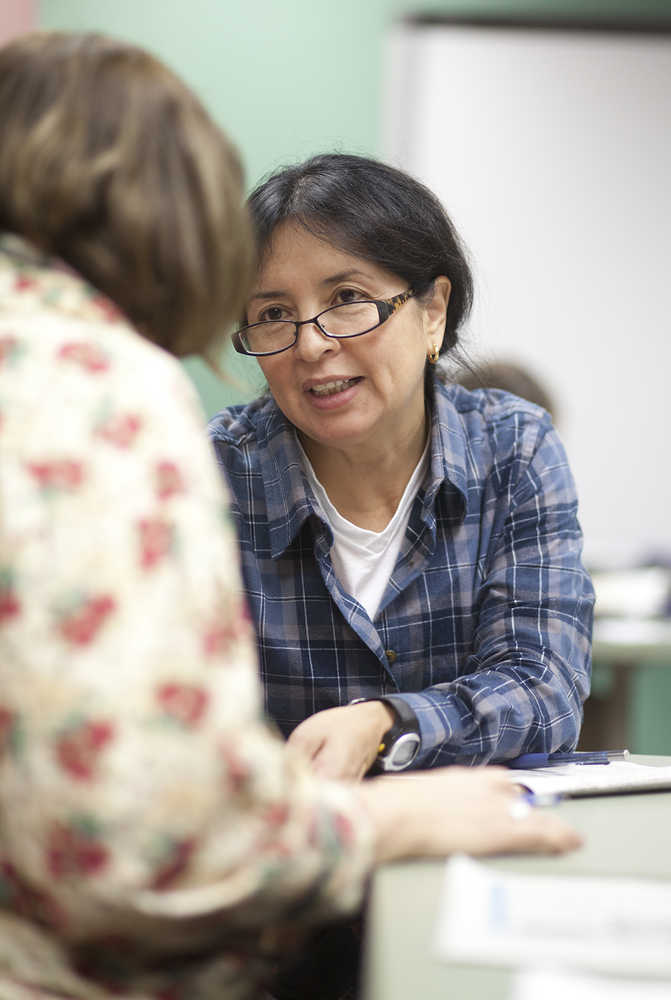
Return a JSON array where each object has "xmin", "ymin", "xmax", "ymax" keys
[{"xmin": 209, "ymin": 153, "xmax": 595, "ymax": 783}]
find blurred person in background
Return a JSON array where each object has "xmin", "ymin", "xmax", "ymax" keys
[
  {"xmin": 454, "ymin": 357, "xmax": 557, "ymax": 422},
  {"xmin": 0, "ymin": 32, "xmax": 581, "ymax": 1000}
]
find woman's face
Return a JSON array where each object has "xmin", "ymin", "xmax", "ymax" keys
[{"xmin": 249, "ymin": 222, "xmax": 449, "ymax": 462}]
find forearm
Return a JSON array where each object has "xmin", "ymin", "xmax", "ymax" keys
[
  {"xmin": 397, "ymin": 642, "xmax": 588, "ymax": 767},
  {"xmin": 355, "ymin": 767, "xmax": 583, "ymax": 862}
]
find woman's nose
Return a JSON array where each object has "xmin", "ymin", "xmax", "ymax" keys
[{"xmin": 293, "ymin": 321, "xmax": 340, "ymax": 362}]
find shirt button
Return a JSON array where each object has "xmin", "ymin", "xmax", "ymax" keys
[{"xmin": 385, "ymin": 649, "xmax": 397, "ymax": 664}]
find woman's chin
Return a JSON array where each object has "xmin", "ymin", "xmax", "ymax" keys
[{"xmin": 297, "ymin": 418, "xmax": 378, "ymax": 457}]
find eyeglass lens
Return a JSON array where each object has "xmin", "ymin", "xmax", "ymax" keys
[{"xmin": 240, "ymin": 301, "xmax": 381, "ymax": 355}]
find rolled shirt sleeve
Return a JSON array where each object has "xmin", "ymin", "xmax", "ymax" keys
[{"xmin": 401, "ymin": 421, "xmax": 593, "ymax": 766}]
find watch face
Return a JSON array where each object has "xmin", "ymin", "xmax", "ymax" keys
[
  {"xmin": 383, "ymin": 732, "xmax": 421, "ymax": 771},
  {"xmin": 393, "ymin": 739, "xmax": 419, "ymax": 766}
]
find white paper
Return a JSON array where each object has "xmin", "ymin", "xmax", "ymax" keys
[
  {"xmin": 509, "ymin": 760, "xmax": 671, "ymax": 798},
  {"xmin": 435, "ymin": 855, "xmax": 671, "ymax": 976},
  {"xmin": 514, "ymin": 969, "xmax": 671, "ymax": 1000}
]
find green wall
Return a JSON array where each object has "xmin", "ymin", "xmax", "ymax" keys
[
  {"xmin": 40, "ymin": 0, "xmax": 670, "ymax": 417},
  {"xmin": 41, "ymin": 0, "xmax": 670, "ymax": 203}
]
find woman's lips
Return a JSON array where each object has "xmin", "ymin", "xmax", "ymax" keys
[
  {"xmin": 303, "ymin": 376, "xmax": 363, "ymax": 409},
  {"xmin": 307, "ymin": 376, "xmax": 361, "ymax": 397}
]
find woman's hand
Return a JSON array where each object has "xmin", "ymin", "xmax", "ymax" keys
[
  {"xmin": 287, "ymin": 702, "xmax": 395, "ymax": 780},
  {"xmin": 358, "ymin": 767, "xmax": 582, "ymax": 862}
]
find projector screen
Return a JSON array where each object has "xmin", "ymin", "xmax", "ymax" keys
[{"xmin": 383, "ymin": 18, "xmax": 671, "ymax": 567}]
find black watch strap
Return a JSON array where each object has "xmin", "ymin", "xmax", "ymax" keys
[
  {"xmin": 351, "ymin": 695, "xmax": 421, "ymax": 772},
  {"xmin": 376, "ymin": 695, "xmax": 419, "ymax": 734}
]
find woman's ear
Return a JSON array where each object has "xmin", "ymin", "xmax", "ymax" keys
[{"xmin": 423, "ymin": 276, "xmax": 451, "ymax": 354}]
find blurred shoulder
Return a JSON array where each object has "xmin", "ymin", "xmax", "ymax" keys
[
  {"xmin": 438, "ymin": 379, "xmax": 553, "ymax": 433},
  {"xmin": 0, "ymin": 293, "xmax": 213, "ymax": 482}
]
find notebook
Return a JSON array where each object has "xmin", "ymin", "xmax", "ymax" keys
[
  {"xmin": 435, "ymin": 854, "xmax": 671, "ymax": 976},
  {"xmin": 509, "ymin": 759, "xmax": 671, "ymax": 798}
]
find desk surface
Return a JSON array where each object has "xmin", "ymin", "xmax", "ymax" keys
[{"xmin": 362, "ymin": 755, "xmax": 671, "ymax": 1000}]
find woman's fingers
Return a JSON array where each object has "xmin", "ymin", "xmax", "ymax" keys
[
  {"xmin": 358, "ymin": 768, "xmax": 582, "ymax": 863},
  {"xmin": 287, "ymin": 704, "xmax": 391, "ymax": 780},
  {"xmin": 506, "ymin": 807, "xmax": 583, "ymax": 854}
]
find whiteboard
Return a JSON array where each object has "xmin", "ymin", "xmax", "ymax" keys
[{"xmin": 382, "ymin": 20, "xmax": 671, "ymax": 567}]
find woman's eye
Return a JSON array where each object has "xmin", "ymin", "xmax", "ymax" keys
[
  {"xmin": 335, "ymin": 288, "xmax": 366, "ymax": 305},
  {"xmin": 259, "ymin": 305, "xmax": 287, "ymax": 323}
]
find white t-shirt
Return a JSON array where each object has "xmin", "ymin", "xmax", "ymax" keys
[{"xmin": 300, "ymin": 440, "xmax": 430, "ymax": 620}]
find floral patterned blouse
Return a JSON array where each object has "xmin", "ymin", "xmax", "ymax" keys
[{"xmin": 0, "ymin": 235, "xmax": 372, "ymax": 1000}]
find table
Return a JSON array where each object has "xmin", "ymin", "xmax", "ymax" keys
[{"xmin": 361, "ymin": 755, "xmax": 671, "ymax": 1000}]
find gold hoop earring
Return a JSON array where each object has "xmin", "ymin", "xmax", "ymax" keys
[{"xmin": 427, "ymin": 345, "xmax": 440, "ymax": 365}]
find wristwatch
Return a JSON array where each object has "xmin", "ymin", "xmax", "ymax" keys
[{"xmin": 351, "ymin": 695, "xmax": 421, "ymax": 772}]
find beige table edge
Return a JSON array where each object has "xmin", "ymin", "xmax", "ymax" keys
[{"xmin": 362, "ymin": 754, "xmax": 671, "ymax": 1000}]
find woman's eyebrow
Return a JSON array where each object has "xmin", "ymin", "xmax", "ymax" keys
[
  {"xmin": 248, "ymin": 289, "xmax": 286, "ymax": 302},
  {"xmin": 322, "ymin": 270, "xmax": 369, "ymax": 285},
  {"xmin": 249, "ymin": 270, "xmax": 370, "ymax": 302}
]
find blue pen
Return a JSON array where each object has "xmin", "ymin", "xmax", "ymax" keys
[
  {"xmin": 522, "ymin": 790, "xmax": 564, "ymax": 807},
  {"xmin": 506, "ymin": 749, "xmax": 630, "ymax": 770}
]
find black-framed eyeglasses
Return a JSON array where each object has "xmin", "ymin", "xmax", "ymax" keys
[{"xmin": 232, "ymin": 288, "xmax": 415, "ymax": 357}]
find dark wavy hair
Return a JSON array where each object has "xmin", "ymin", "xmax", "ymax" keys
[{"xmin": 247, "ymin": 153, "xmax": 473, "ymax": 355}]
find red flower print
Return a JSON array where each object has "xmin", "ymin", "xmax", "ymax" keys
[
  {"xmin": 307, "ymin": 808, "xmax": 354, "ymax": 849},
  {"xmin": 150, "ymin": 838, "xmax": 196, "ymax": 890},
  {"xmin": 55, "ymin": 718, "xmax": 115, "ymax": 780},
  {"xmin": 47, "ymin": 818, "xmax": 109, "ymax": 878},
  {"xmin": 27, "ymin": 459, "xmax": 85, "ymax": 491},
  {"xmin": 333, "ymin": 812, "xmax": 354, "ymax": 847},
  {"xmin": 57, "ymin": 594, "xmax": 116, "ymax": 646},
  {"xmin": 57, "ymin": 341, "xmax": 110, "ymax": 373},
  {"xmin": 0, "ymin": 707, "xmax": 15, "ymax": 753},
  {"xmin": 89, "ymin": 294, "xmax": 121, "ymax": 323},
  {"xmin": 156, "ymin": 683, "xmax": 209, "ymax": 728},
  {"xmin": 0, "ymin": 334, "xmax": 21, "ymax": 367},
  {"xmin": 220, "ymin": 742, "xmax": 251, "ymax": 794},
  {"xmin": 0, "ymin": 572, "xmax": 20, "ymax": 623},
  {"xmin": 155, "ymin": 461, "xmax": 185, "ymax": 500},
  {"xmin": 97, "ymin": 413, "xmax": 143, "ymax": 448},
  {"xmin": 202, "ymin": 601, "xmax": 251, "ymax": 657},
  {"xmin": 13, "ymin": 274, "xmax": 37, "ymax": 293},
  {"xmin": 202, "ymin": 620, "xmax": 237, "ymax": 657},
  {"xmin": 264, "ymin": 803, "xmax": 290, "ymax": 828},
  {"xmin": 267, "ymin": 840, "xmax": 292, "ymax": 859},
  {"xmin": 138, "ymin": 516, "xmax": 174, "ymax": 569}
]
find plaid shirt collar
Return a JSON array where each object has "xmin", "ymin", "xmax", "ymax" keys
[{"xmin": 254, "ymin": 384, "xmax": 469, "ymax": 559}]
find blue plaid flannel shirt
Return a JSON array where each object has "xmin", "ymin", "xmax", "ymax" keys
[{"xmin": 208, "ymin": 380, "xmax": 594, "ymax": 767}]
